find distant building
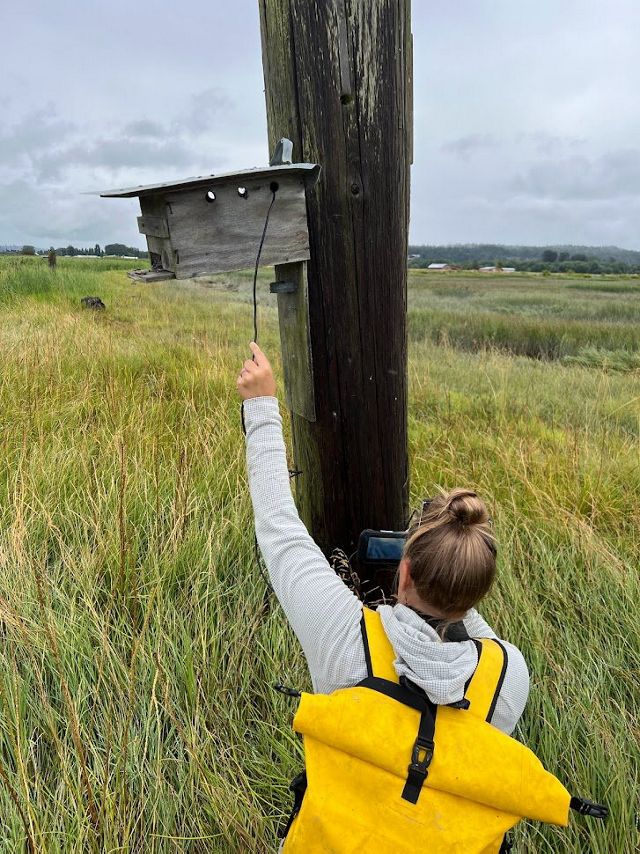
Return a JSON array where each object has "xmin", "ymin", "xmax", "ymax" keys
[
  {"xmin": 427, "ymin": 263, "xmax": 451, "ymax": 270},
  {"xmin": 479, "ymin": 266, "xmax": 516, "ymax": 273}
]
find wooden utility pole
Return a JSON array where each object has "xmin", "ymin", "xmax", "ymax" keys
[{"xmin": 259, "ymin": 0, "xmax": 412, "ymax": 563}]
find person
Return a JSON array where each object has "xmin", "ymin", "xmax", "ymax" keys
[
  {"xmin": 237, "ymin": 342, "xmax": 529, "ymax": 733},
  {"xmin": 237, "ymin": 343, "xmax": 607, "ymax": 852}
]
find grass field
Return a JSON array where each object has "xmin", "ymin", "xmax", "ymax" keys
[{"xmin": 0, "ymin": 256, "xmax": 637, "ymax": 852}]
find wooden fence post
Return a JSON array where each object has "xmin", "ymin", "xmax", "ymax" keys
[{"xmin": 259, "ymin": 0, "xmax": 412, "ymax": 565}]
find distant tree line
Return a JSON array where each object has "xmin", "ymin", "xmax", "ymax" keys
[
  {"xmin": 0, "ymin": 244, "xmax": 148, "ymax": 258},
  {"xmin": 44, "ymin": 244, "xmax": 147, "ymax": 258},
  {"xmin": 408, "ymin": 244, "xmax": 640, "ymax": 275}
]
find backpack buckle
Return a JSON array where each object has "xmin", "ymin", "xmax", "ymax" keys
[
  {"xmin": 410, "ymin": 736, "xmax": 434, "ymax": 772},
  {"xmin": 273, "ymin": 683, "xmax": 301, "ymax": 698},
  {"xmin": 402, "ymin": 736, "xmax": 435, "ymax": 804}
]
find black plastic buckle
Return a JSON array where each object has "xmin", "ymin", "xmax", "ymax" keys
[
  {"xmin": 447, "ymin": 698, "xmax": 471, "ymax": 710},
  {"xmin": 402, "ymin": 736, "xmax": 435, "ymax": 804},
  {"xmin": 274, "ymin": 683, "xmax": 301, "ymax": 698},
  {"xmin": 570, "ymin": 796, "xmax": 608, "ymax": 820},
  {"xmin": 410, "ymin": 736, "xmax": 434, "ymax": 773}
]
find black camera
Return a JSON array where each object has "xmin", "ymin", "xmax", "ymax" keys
[{"xmin": 357, "ymin": 529, "xmax": 406, "ymax": 567}]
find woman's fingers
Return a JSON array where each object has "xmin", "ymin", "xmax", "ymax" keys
[
  {"xmin": 250, "ymin": 341, "xmax": 269, "ymax": 368},
  {"xmin": 236, "ymin": 342, "xmax": 277, "ymax": 400}
]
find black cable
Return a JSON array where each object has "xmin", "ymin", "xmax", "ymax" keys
[
  {"xmin": 242, "ymin": 188, "xmax": 278, "ymax": 597},
  {"xmin": 252, "ymin": 189, "xmax": 277, "ymax": 345}
]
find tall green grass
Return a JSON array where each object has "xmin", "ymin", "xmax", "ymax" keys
[{"xmin": 0, "ymin": 258, "xmax": 637, "ymax": 851}]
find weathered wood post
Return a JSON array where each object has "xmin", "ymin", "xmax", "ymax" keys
[{"xmin": 259, "ymin": 0, "xmax": 413, "ymax": 564}]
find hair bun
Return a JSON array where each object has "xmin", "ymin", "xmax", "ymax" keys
[{"xmin": 445, "ymin": 489, "xmax": 487, "ymax": 526}]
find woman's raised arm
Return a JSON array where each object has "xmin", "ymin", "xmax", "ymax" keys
[{"xmin": 238, "ymin": 344, "xmax": 364, "ymax": 690}]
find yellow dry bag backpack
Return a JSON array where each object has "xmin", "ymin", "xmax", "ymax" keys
[{"xmin": 280, "ymin": 607, "xmax": 607, "ymax": 853}]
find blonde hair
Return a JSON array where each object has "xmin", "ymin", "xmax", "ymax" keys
[{"xmin": 403, "ymin": 488, "xmax": 497, "ymax": 616}]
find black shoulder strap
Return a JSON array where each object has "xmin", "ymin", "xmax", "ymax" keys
[
  {"xmin": 486, "ymin": 639, "xmax": 508, "ymax": 723},
  {"xmin": 463, "ymin": 638, "xmax": 508, "ymax": 723},
  {"xmin": 360, "ymin": 611, "xmax": 373, "ymax": 678}
]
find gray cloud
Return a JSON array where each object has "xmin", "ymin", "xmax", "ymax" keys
[
  {"xmin": 513, "ymin": 132, "xmax": 587, "ymax": 156},
  {"xmin": 33, "ymin": 137, "xmax": 204, "ymax": 182},
  {"xmin": 0, "ymin": 108, "xmax": 76, "ymax": 165},
  {"xmin": 122, "ymin": 119, "xmax": 166, "ymax": 139},
  {"xmin": 0, "ymin": 89, "xmax": 234, "ymax": 245},
  {"xmin": 440, "ymin": 134, "xmax": 498, "ymax": 161},
  {"xmin": 181, "ymin": 87, "xmax": 234, "ymax": 133},
  {"xmin": 1, "ymin": 0, "xmax": 639, "ymax": 248},
  {"xmin": 0, "ymin": 179, "xmax": 138, "ymax": 244},
  {"xmin": 511, "ymin": 148, "xmax": 640, "ymax": 202}
]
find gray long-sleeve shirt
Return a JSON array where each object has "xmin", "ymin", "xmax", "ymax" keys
[{"xmin": 243, "ymin": 396, "xmax": 529, "ymax": 734}]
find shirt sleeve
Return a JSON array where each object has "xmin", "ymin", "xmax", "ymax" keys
[
  {"xmin": 463, "ymin": 608, "xmax": 498, "ymax": 639},
  {"xmin": 242, "ymin": 396, "xmax": 364, "ymax": 690}
]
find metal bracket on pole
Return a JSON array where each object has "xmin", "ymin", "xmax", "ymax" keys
[
  {"xmin": 269, "ymin": 137, "xmax": 294, "ymax": 166},
  {"xmin": 270, "ymin": 280, "xmax": 297, "ymax": 294}
]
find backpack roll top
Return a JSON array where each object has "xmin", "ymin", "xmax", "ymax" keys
[{"xmin": 293, "ymin": 678, "xmax": 571, "ymax": 826}]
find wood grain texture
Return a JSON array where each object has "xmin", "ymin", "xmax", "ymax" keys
[
  {"xmin": 165, "ymin": 178, "xmax": 310, "ymax": 278},
  {"xmin": 260, "ymin": 0, "xmax": 412, "ymax": 564},
  {"xmin": 137, "ymin": 215, "xmax": 169, "ymax": 239},
  {"xmin": 139, "ymin": 197, "xmax": 176, "ymax": 272},
  {"xmin": 274, "ymin": 261, "xmax": 315, "ymax": 421}
]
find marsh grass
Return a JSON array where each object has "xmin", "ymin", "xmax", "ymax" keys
[
  {"xmin": 0, "ymin": 258, "xmax": 637, "ymax": 851},
  {"xmin": 408, "ymin": 271, "xmax": 640, "ymax": 362}
]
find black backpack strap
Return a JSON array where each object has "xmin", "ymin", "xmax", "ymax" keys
[
  {"xmin": 463, "ymin": 638, "xmax": 508, "ymax": 722},
  {"xmin": 401, "ymin": 701, "xmax": 437, "ymax": 804},
  {"xmin": 356, "ymin": 673, "xmax": 438, "ymax": 806},
  {"xmin": 356, "ymin": 676, "xmax": 431, "ymax": 713},
  {"xmin": 486, "ymin": 639, "xmax": 509, "ymax": 723},
  {"xmin": 359, "ymin": 607, "xmax": 440, "ymax": 805},
  {"xmin": 360, "ymin": 611, "xmax": 374, "ymax": 677}
]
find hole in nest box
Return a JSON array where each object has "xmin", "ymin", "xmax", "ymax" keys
[
  {"xmin": 206, "ymin": 190, "xmax": 216, "ymax": 202},
  {"xmin": 237, "ymin": 186, "xmax": 248, "ymax": 198},
  {"xmin": 270, "ymin": 181, "xmax": 279, "ymax": 193}
]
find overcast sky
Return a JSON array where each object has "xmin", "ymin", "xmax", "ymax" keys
[{"xmin": 1, "ymin": 0, "xmax": 639, "ymax": 249}]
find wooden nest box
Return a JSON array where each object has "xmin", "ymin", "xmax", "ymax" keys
[{"xmin": 100, "ymin": 140, "xmax": 320, "ymax": 282}]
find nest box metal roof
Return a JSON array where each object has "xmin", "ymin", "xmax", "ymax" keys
[
  {"xmin": 99, "ymin": 162, "xmax": 321, "ymax": 199},
  {"xmin": 99, "ymin": 143, "xmax": 321, "ymax": 279}
]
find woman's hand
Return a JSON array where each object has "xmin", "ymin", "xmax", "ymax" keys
[{"xmin": 236, "ymin": 342, "xmax": 277, "ymax": 400}]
